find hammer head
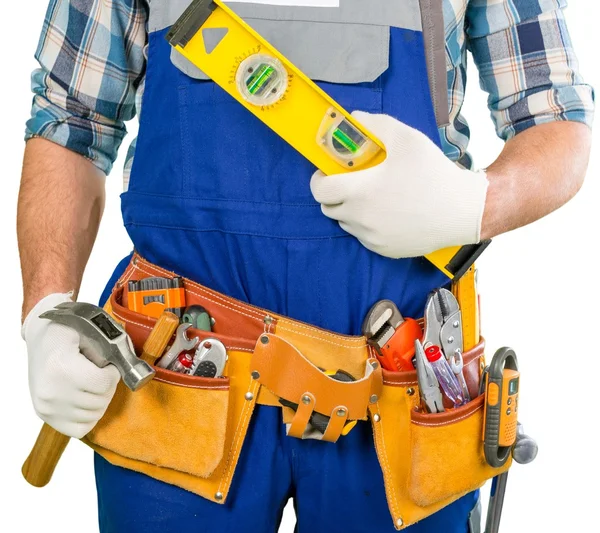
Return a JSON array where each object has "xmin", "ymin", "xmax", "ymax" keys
[{"xmin": 40, "ymin": 302, "xmax": 155, "ymax": 391}]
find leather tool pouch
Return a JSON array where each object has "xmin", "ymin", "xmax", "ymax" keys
[{"xmin": 83, "ymin": 256, "xmax": 511, "ymax": 530}]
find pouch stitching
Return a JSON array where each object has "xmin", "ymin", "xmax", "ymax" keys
[
  {"xmin": 276, "ymin": 323, "xmax": 367, "ymax": 350},
  {"xmin": 217, "ymin": 378, "xmax": 260, "ymax": 496},
  {"xmin": 277, "ymin": 321, "xmax": 366, "ymax": 345},
  {"xmin": 411, "ymin": 404, "xmax": 483, "ymax": 427},
  {"xmin": 154, "ymin": 377, "xmax": 230, "ymax": 390},
  {"xmin": 112, "ymin": 309, "xmax": 152, "ymax": 331}
]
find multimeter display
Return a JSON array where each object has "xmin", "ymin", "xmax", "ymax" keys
[
  {"xmin": 91, "ymin": 313, "xmax": 122, "ymax": 340},
  {"xmin": 508, "ymin": 377, "xmax": 519, "ymax": 395}
]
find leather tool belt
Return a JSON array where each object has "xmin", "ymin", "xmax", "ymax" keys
[{"xmin": 84, "ymin": 253, "xmax": 510, "ymax": 530}]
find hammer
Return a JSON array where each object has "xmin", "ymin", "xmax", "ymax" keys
[{"xmin": 22, "ymin": 302, "xmax": 156, "ymax": 487}]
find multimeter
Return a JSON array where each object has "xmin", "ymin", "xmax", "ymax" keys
[{"xmin": 482, "ymin": 347, "xmax": 520, "ymax": 468}]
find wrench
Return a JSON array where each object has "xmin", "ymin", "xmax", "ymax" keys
[{"xmin": 156, "ymin": 323, "xmax": 199, "ymax": 369}]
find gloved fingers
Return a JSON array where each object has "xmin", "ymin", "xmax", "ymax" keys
[
  {"xmin": 351, "ymin": 110, "xmax": 408, "ymax": 147},
  {"xmin": 60, "ymin": 350, "xmax": 121, "ymax": 396},
  {"xmin": 351, "ymin": 110, "xmax": 432, "ymax": 155},
  {"xmin": 47, "ymin": 419, "xmax": 98, "ymax": 439},
  {"xmin": 73, "ymin": 391, "xmax": 115, "ymax": 412},
  {"xmin": 78, "ymin": 364, "xmax": 121, "ymax": 397},
  {"xmin": 320, "ymin": 203, "xmax": 347, "ymax": 222},
  {"xmin": 64, "ymin": 407, "xmax": 105, "ymax": 424},
  {"xmin": 310, "ymin": 170, "xmax": 351, "ymax": 205}
]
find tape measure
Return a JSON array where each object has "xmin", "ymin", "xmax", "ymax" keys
[
  {"xmin": 482, "ymin": 348, "xmax": 520, "ymax": 468},
  {"xmin": 166, "ymin": 0, "xmax": 490, "ymax": 280}
]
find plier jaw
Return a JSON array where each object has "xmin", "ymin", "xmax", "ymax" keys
[{"xmin": 423, "ymin": 289, "xmax": 463, "ymax": 357}]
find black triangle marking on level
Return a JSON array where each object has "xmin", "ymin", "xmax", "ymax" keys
[{"xmin": 202, "ymin": 27, "xmax": 229, "ymax": 54}]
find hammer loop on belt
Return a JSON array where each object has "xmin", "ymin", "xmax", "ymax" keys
[{"xmin": 251, "ymin": 333, "xmax": 383, "ymax": 442}]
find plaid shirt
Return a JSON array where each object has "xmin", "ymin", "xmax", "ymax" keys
[{"xmin": 26, "ymin": 0, "xmax": 594, "ymax": 178}]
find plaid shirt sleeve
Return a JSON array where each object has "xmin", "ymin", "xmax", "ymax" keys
[
  {"xmin": 466, "ymin": 0, "xmax": 594, "ymax": 140},
  {"xmin": 25, "ymin": 0, "xmax": 148, "ymax": 175}
]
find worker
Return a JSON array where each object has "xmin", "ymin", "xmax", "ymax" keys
[{"xmin": 17, "ymin": 1, "xmax": 593, "ymax": 532}]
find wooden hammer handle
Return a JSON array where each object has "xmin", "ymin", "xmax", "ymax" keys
[{"xmin": 22, "ymin": 423, "xmax": 70, "ymax": 487}]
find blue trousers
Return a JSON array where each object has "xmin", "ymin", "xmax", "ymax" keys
[{"xmin": 95, "ymin": 405, "xmax": 478, "ymax": 532}]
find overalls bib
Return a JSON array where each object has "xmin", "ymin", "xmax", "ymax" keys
[{"xmin": 93, "ymin": 1, "xmax": 482, "ymax": 531}]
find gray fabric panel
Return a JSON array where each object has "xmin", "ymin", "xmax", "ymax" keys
[
  {"xmin": 228, "ymin": 0, "xmax": 421, "ymax": 30},
  {"xmin": 170, "ymin": 18, "xmax": 390, "ymax": 83},
  {"xmin": 419, "ymin": 0, "xmax": 450, "ymax": 127},
  {"xmin": 151, "ymin": 0, "xmax": 421, "ymax": 32},
  {"xmin": 171, "ymin": 47, "xmax": 209, "ymax": 79}
]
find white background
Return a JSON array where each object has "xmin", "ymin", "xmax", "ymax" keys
[{"xmin": 0, "ymin": 1, "xmax": 598, "ymax": 532}]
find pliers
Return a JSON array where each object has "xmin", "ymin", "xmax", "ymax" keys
[{"xmin": 423, "ymin": 289, "xmax": 470, "ymax": 402}]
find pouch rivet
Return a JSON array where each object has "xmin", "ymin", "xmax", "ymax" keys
[
  {"xmin": 245, "ymin": 392, "xmax": 254, "ymax": 401},
  {"xmin": 215, "ymin": 492, "xmax": 223, "ymax": 501},
  {"xmin": 251, "ymin": 371, "xmax": 260, "ymax": 380},
  {"xmin": 263, "ymin": 316, "xmax": 274, "ymax": 325},
  {"xmin": 260, "ymin": 335, "xmax": 269, "ymax": 344},
  {"xmin": 302, "ymin": 395, "xmax": 311, "ymax": 405},
  {"xmin": 337, "ymin": 408, "xmax": 346, "ymax": 417},
  {"xmin": 396, "ymin": 518, "xmax": 404, "ymax": 527},
  {"xmin": 370, "ymin": 360, "xmax": 379, "ymax": 369},
  {"xmin": 373, "ymin": 414, "xmax": 381, "ymax": 422},
  {"xmin": 370, "ymin": 394, "xmax": 378, "ymax": 404},
  {"xmin": 407, "ymin": 387, "xmax": 415, "ymax": 396}
]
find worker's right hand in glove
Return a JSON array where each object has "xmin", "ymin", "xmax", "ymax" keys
[{"xmin": 21, "ymin": 293, "xmax": 120, "ymax": 438}]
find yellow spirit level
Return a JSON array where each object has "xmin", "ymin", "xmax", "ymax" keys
[{"xmin": 166, "ymin": 0, "xmax": 490, "ymax": 280}]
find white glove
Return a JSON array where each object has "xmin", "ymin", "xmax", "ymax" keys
[
  {"xmin": 310, "ymin": 111, "xmax": 489, "ymax": 258},
  {"xmin": 21, "ymin": 293, "xmax": 120, "ymax": 438}
]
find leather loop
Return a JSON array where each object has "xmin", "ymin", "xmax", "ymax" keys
[
  {"xmin": 251, "ymin": 334, "xmax": 382, "ymax": 421},
  {"xmin": 321, "ymin": 406, "xmax": 349, "ymax": 443},
  {"xmin": 288, "ymin": 393, "xmax": 315, "ymax": 438}
]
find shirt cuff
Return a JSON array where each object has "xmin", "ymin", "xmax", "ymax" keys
[{"xmin": 492, "ymin": 84, "xmax": 595, "ymax": 140}]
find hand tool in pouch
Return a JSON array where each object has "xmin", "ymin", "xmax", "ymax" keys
[
  {"xmin": 414, "ymin": 339, "xmax": 444, "ymax": 413},
  {"xmin": 424, "ymin": 289, "xmax": 470, "ymax": 402},
  {"xmin": 165, "ymin": 0, "xmax": 491, "ymax": 282},
  {"xmin": 22, "ymin": 302, "xmax": 155, "ymax": 487},
  {"xmin": 156, "ymin": 322, "xmax": 199, "ymax": 369},
  {"xmin": 128, "ymin": 276, "xmax": 186, "ymax": 318},
  {"xmin": 182, "ymin": 305, "xmax": 213, "ymax": 331},
  {"xmin": 362, "ymin": 300, "xmax": 422, "ymax": 372},
  {"xmin": 191, "ymin": 339, "xmax": 227, "ymax": 377},
  {"xmin": 424, "ymin": 345, "xmax": 466, "ymax": 408},
  {"xmin": 140, "ymin": 311, "xmax": 181, "ymax": 365}
]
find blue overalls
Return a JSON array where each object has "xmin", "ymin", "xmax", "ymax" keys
[{"xmin": 96, "ymin": 1, "xmax": 480, "ymax": 530}]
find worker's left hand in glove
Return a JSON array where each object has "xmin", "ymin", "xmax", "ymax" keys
[{"xmin": 310, "ymin": 111, "xmax": 489, "ymax": 258}]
